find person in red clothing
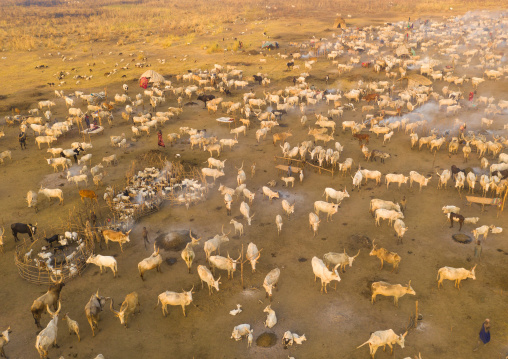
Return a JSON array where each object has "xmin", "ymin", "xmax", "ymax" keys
[
  {"xmin": 469, "ymin": 91, "xmax": 474, "ymax": 101},
  {"xmin": 157, "ymin": 130, "xmax": 165, "ymax": 148}
]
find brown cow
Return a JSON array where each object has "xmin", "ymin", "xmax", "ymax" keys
[
  {"xmin": 79, "ymin": 190, "xmax": 98, "ymax": 202},
  {"xmin": 273, "ymin": 131, "xmax": 292, "ymax": 146},
  {"xmin": 353, "ymin": 133, "xmax": 370, "ymax": 145},
  {"xmin": 362, "ymin": 93, "xmax": 379, "ymax": 103}
]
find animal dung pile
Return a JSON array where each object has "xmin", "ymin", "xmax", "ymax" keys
[
  {"xmin": 256, "ymin": 332, "xmax": 277, "ymax": 347},
  {"xmin": 155, "ymin": 230, "xmax": 196, "ymax": 252},
  {"xmin": 106, "ymin": 162, "xmax": 208, "ymax": 227},
  {"xmin": 452, "ymin": 233, "xmax": 473, "ymax": 244}
]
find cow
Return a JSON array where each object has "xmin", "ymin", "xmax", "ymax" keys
[
  {"xmin": 11, "ymin": 222, "xmax": 37, "ymax": 242},
  {"xmin": 357, "ymin": 329, "xmax": 407, "ymax": 358},
  {"xmin": 437, "ymin": 265, "xmax": 476, "ymax": 289},
  {"xmin": 157, "ymin": 287, "xmax": 194, "ymax": 317},
  {"xmin": 102, "ymin": 229, "xmax": 131, "ymax": 252},
  {"xmin": 311, "ymin": 256, "xmax": 341, "ymax": 293},
  {"xmin": 313, "ymin": 201, "xmax": 339, "ymax": 221},
  {"xmin": 353, "ymin": 133, "xmax": 370, "ymax": 144},
  {"xmin": 79, "ymin": 190, "xmax": 98, "ymax": 202},
  {"xmin": 371, "ymin": 281, "xmax": 415, "ymax": 307}
]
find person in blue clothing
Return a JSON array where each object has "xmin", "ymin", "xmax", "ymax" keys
[{"xmin": 473, "ymin": 319, "xmax": 490, "ymax": 351}]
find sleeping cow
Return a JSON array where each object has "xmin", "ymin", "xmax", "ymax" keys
[{"xmin": 11, "ymin": 222, "xmax": 37, "ymax": 242}]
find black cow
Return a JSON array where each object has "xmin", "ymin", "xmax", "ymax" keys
[
  {"xmin": 493, "ymin": 170, "xmax": 508, "ymax": 179},
  {"xmin": 60, "ymin": 147, "xmax": 82, "ymax": 163},
  {"xmin": 451, "ymin": 165, "xmax": 464, "ymax": 179},
  {"xmin": 11, "ymin": 223, "xmax": 37, "ymax": 242},
  {"xmin": 253, "ymin": 75, "xmax": 263, "ymax": 85},
  {"xmin": 286, "ymin": 61, "xmax": 294, "ymax": 70},
  {"xmin": 197, "ymin": 94, "xmax": 215, "ymax": 108},
  {"xmin": 44, "ymin": 234, "xmax": 59, "ymax": 247}
]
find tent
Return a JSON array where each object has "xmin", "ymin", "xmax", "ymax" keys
[
  {"xmin": 261, "ymin": 41, "xmax": 279, "ymax": 49},
  {"xmin": 333, "ymin": 17, "xmax": 346, "ymax": 29},
  {"xmin": 395, "ymin": 45, "xmax": 410, "ymax": 57},
  {"xmin": 397, "ymin": 74, "xmax": 433, "ymax": 89},
  {"xmin": 139, "ymin": 70, "xmax": 166, "ymax": 84}
]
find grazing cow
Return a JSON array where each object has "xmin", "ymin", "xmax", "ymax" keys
[{"xmin": 11, "ymin": 222, "xmax": 37, "ymax": 242}]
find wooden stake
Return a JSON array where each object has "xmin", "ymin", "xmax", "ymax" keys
[{"xmin": 240, "ymin": 243, "xmax": 244, "ymax": 289}]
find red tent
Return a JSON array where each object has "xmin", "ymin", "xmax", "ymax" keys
[{"xmin": 139, "ymin": 77, "xmax": 148, "ymax": 89}]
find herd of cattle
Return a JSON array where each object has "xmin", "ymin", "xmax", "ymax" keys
[{"xmin": 1, "ymin": 9, "xmax": 508, "ymax": 359}]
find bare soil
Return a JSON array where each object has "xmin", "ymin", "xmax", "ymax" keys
[{"xmin": 0, "ymin": 12, "xmax": 508, "ymax": 359}]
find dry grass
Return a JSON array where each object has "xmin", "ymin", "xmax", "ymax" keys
[{"xmin": 0, "ymin": 0, "xmax": 502, "ymax": 98}]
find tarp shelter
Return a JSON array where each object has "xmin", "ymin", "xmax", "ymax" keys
[
  {"xmin": 333, "ymin": 17, "xmax": 346, "ymax": 29},
  {"xmin": 139, "ymin": 70, "xmax": 166, "ymax": 84},
  {"xmin": 261, "ymin": 41, "xmax": 279, "ymax": 49},
  {"xmin": 395, "ymin": 45, "xmax": 410, "ymax": 57},
  {"xmin": 139, "ymin": 77, "xmax": 148, "ymax": 89}
]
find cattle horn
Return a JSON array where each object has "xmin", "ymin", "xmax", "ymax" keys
[
  {"xmin": 236, "ymin": 251, "xmax": 242, "ymax": 262},
  {"xmin": 472, "ymin": 264, "xmax": 477, "ymax": 271},
  {"xmin": 407, "ymin": 280, "xmax": 411, "ymax": 287},
  {"xmin": 110, "ymin": 298, "xmax": 120, "ymax": 315},
  {"xmin": 254, "ymin": 250, "xmax": 262, "ymax": 261},
  {"xmin": 354, "ymin": 250, "xmax": 360, "ymax": 259}
]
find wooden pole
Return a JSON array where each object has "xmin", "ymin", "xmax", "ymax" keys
[{"xmin": 240, "ymin": 243, "xmax": 244, "ymax": 289}]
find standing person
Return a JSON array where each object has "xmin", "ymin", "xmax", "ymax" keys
[
  {"xmin": 157, "ymin": 130, "xmax": 165, "ymax": 148},
  {"xmin": 142, "ymin": 227, "xmax": 150, "ymax": 250},
  {"xmin": 325, "ymin": 75, "xmax": 329, "ymax": 85},
  {"xmin": 18, "ymin": 131, "xmax": 27, "ymax": 149},
  {"xmin": 473, "ymin": 319, "xmax": 490, "ymax": 351},
  {"xmin": 469, "ymin": 91, "xmax": 474, "ymax": 102},
  {"xmin": 293, "ymin": 77, "xmax": 297, "ymax": 86},
  {"xmin": 84, "ymin": 113, "xmax": 90, "ymax": 128},
  {"xmin": 287, "ymin": 165, "xmax": 292, "ymax": 178},
  {"xmin": 474, "ymin": 239, "xmax": 482, "ymax": 261}
]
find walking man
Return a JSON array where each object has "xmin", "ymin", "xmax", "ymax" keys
[{"xmin": 142, "ymin": 227, "xmax": 150, "ymax": 250}]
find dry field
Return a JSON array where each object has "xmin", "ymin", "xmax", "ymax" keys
[{"xmin": 0, "ymin": 1, "xmax": 507, "ymax": 359}]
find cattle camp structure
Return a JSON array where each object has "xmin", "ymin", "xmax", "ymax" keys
[
  {"xmin": 14, "ymin": 209, "xmax": 95, "ymax": 285},
  {"xmin": 106, "ymin": 151, "xmax": 206, "ymax": 228},
  {"xmin": 333, "ymin": 17, "xmax": 346, "ymax": 29},
  {"xmin": 397, "ymin": 73, "xmax": 433, "ymax": 89}
]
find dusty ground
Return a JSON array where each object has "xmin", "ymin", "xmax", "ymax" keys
[{"xmin": 1, "ymin": 11, "xmax": 508, "ymax": 359}]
